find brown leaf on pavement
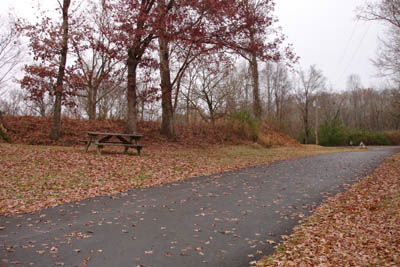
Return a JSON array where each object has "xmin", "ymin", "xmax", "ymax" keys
[{"xmin": 257, "ymin": 153, "xmax": 400, "ymax": 266}]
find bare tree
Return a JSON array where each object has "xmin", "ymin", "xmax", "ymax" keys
[
  {"xmin": 24, "ymin": 91, "xmax": 54, "ymax": 117},
  {"xmin": 0, "ymin": 89, "xmax": 24, "ymax": 116},
  {"xmin": 0, "ymin": 15, "xmax": 23, "ymax": 96},
  {"xmin": 295, "ymin": 65, "xmax": 326, "ymax": 144},
  {"xmin": 71, "ymin": 0, "xmax": 126, "ymax": 120},
  {"xmin": 182, "ymin": 60, "xmax": 230, "ymax": 127},
  {"xmin": 373, "ymin": 27, "xmax": 400, "ymax": 82},
  {"xmin": 390, "ymin": 87, "xmax": 400, "ymax": 128},
  {"xmin": 228, "ymin": 64, "xmax": 253, "ymax": 114},
  {"xmin": 180, "ymin": 64, "xmax": 198, "ymax": 125},
  {"xmin": 262, "ymin": 62, "xmax": 292, "ymax": 125},
  {"xmin": 357, "ymin": 0, "xmax": 400, "ymax": 28},
  {"xmin": 317, "ymin": 91, "xmax": 345, "ymax": 124},
  {"xmin": 357, "ymin": 0, "xmax": 400, "ymax": 82},
  {"xmin": 346, "ymin": 74, "xmax": 364, "ymax": 129},
  {"xmin": 262, "ymin": 62, "xmax": 275, "ymax": 117}
]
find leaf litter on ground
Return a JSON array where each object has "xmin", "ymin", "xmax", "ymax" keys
[
  {"xmin": 0, "ymin": 143, "xmax": 352, "ymax": 216},
  {"xmin": 256, "ymin": 153, "xmax": 400, "ymax": 267}
]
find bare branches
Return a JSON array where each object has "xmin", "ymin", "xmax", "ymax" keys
[
  {"xmin": 295, "ymin": 65, "xmax": 326, "ymax": 144},
  {"xmin": 357, "ymin": 0, "xmax": 400, "ymax": 82},
  {"xmin": 357, "ymin": 0, "xmax": 400, "ymax": 29},
  {"xmin": 372, "ymin": 27, "xmax": 400, "ymax": 82},
  {"xmin": 0, "ymin": 15, "xmax": 23, "ymax": 95}
]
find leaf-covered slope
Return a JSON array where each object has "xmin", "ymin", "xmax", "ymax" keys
[{"xmin": 1, "ymin": 116, "xmax": 299, "ymax": 147}]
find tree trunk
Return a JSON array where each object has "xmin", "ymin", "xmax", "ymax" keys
[
  {"xmin": 186, "ymin": 89, "xmax": 191, "ymax": 124},
  {"xmin": 250, "ymin": 52, "xmax": 262, "ymax": 120},
  {"xmin": 39, "ymin": 98, "xmax": 46, "ymax": 117},
  {"xmin": 50, "ymin": 0, "xmax": 71, "ymax": 141},
  {"xmin": 0, "ymin": 111, "xmax": 11, "ymax": 143},
  {"xmin": 208, "ymin": 104, "xmax": 216, "ymax": 129},
  {"xmin": 126, "ymin": 48, "xmax": 138, "ymax": 134},
  {"xmin": 158, "ymin": 34, "xmax": 175, "ymax": 139},
  {"xmin": 141, "ymin": 99, "xmax": 145, "ymax": 121},
  {"xmin": 304, "ymin": 102, "xmax": 310, "ymax": 144},
  {"xmin": 87, "ymin": 85, "xmax": 97, "ymax": 120}
]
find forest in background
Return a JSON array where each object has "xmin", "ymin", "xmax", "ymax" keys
[{"xmin": 0, "ymin": 0, "xmax": 399, "ymax": 146}]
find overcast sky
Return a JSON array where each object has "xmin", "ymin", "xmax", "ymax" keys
[
  {"xmin": 275, "ymin": 0, "xmax": 384, "ymax": 90},
  {"xmin": 3, "ymin": 0, "xmax": 385, "ymax": 90}
]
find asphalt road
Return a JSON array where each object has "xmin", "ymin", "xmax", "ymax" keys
[{"xmin": 1, "ymin": 146, "xmax": 398, "ymax": 267}]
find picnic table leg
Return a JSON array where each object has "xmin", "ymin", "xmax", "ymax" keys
[
  {"xmin": 130, "ymin": 136, "xmax": 142, "ymax": 156},
  {"xmin": 96, "ymin": 145, "xmax": 102, "ymax": 155},
  {"xmin": 124, "ymin": 146, "xmax": 129, "ymax": 154},
  {"xmin": 85, "ymin": 140, "xmax": 92, "ymax": 152}
]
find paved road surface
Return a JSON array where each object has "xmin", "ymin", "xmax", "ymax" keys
[{"xmin": 1, "ymin": 147, "xmax": 398, "ymax": 267}]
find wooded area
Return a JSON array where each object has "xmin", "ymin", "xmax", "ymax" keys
[
  {"xmin": 0, "ymin": 0, "xmax": 399, "ymax": 145},
  {"xmin": 1, "ymin": 2, "xmax": 400, "ymax": 265}
]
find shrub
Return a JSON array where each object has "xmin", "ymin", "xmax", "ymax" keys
[
  {"xmin": 384, "ymin": 131, "xmax": 400, "ymax": 145},
  {"xmin": 315, "ymin": 120, "xmax": 392, "ymax": 147},
  {"xmin": 319, "ymin": 120, "xmax": 347, "ymax": 146},
  {"xmin": 347, "ymin": 129, "xmax": 391, "ymax": 146},
  {"xmin": 296, "ymin": 130, "xmax": 316, "ymax": 144},
  {"xmin": 228, "ymin": 112, "xmax": 260, "ymax": 142}
]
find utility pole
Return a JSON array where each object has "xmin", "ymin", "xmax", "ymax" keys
[{"xmin": 314, "ymin": 100, "xmax": 319, "ymax": 145}]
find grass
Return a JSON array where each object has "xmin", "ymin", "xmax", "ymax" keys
[{"xmin": 0, "ymin": 143, "xmax": 354, "ymax": 215}]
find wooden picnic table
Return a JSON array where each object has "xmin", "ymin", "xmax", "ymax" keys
[{"xmin": 84, "ymin": 131, "xmax": 143, "ymax": 155}]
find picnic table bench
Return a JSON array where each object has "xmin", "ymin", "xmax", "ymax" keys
[{"xmin": 83, "ymin": 131, "xmax": 143, "ymax": 155}]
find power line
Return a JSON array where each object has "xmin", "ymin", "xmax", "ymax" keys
[
  {"xmin": 337, "ymin": 20, "xmax": 359, "ymax": 68},
  {"xmin": 336, "ymin": 23, "xmax": 372, "ymax": 89}
]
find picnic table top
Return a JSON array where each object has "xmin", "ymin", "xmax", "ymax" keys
[{"xmin": 87, "ymin": 131, "xmax": 143, "ymax": 138}]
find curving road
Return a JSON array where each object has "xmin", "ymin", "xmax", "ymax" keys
[{"xmin": 1, "ymin": 146, "xmax": 398, "ymax": 267}]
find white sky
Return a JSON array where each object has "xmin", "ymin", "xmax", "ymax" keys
[
  {"xmin": 275, "ymin": 0, "xmax": 384, "ymax": 90},
  {"xmin": 3, "ymin": 0, "xmax": 385, "ymax": 90}
]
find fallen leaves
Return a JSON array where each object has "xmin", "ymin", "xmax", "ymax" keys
[
  {"xmin": 49, "ymin": 246, "xmax": 58, "ymax": 253},
  {"xmin": 0, "ymin": 143, "xmax": 351, "ymax": 216},
  {"xmin": 256, "ymin": 153, "xmax": 400, "ymax": 266},
  {"xmin": 81, "ymin": 256, "xmax": 90, "ymax": 266}
]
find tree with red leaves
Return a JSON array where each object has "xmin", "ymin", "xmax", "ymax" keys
[
  {"xmin": 155, "ymin": 0, "xmax": 238, "ymax": 138},
  {"xmin": 18, "ymin": 0, "xmax": 73, "ymax": 141},
  {"xmin": 216, "ymin": 0, "xmax": 297, "ymax": 120},
  {"xmin": 106, "ymin": 0, "xmax": 159, "ymax": 134},
  {"xmin": 19, "ymin": 0, "xmax": 295, "ymax": 139},
  {"xmin": 155, "ymin": 0, "xmax": 175, "ymax": 138},
  {"xmin": 156, "ymin": 0, "xmax": 203, "ymax": 138},
  {"xmin": 19, "ymin": 0, "xmax": 127, "ymax": 124},
  {"xmin": 70, "ymin": 0, "xmax": 126, "ymax": 120},
  {"xmin": 50, "ymin": 0, "xmax": 71, "ymax": 140},
  {"xmin": 106, "ymin": 0, "xmax": 295, "ymax": 136},
  {"xmin": 156, "ymin": 0, "xmax": 296, "ymax": 137},
  {"xmin": 107, "ymin": 0, "xmax": 240, "ymax": 137}
]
